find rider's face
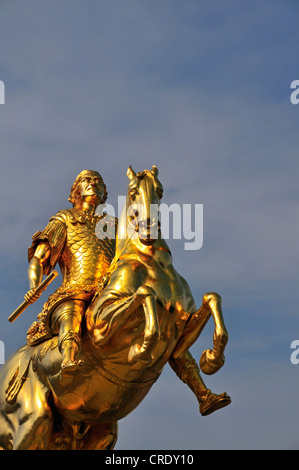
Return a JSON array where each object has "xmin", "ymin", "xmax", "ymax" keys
[{"xmin": 80, "ymin": 173, "xmax": 104, "ymax": 205}]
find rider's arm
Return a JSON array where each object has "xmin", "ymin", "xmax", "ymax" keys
[
  {"xmin": 28, "ymin": 241, "xmax": 51, "ymax": 288},
  {"xmin": 27, "ymin": 213, "xmax": 67, "ymax": 288},
  {"xmin": 25, "ymin": 241, "xmax": 51, "ymax": 303}
]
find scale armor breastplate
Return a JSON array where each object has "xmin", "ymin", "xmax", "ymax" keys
[{"xmin": 60, "ymin": 215, "xmax": 114, "ymax": 289}]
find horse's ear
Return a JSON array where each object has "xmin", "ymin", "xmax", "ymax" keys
[
  {"xmin": 151, "ymin": 165, "xmax": 158, "ymax": 177},
  {"xmin": 127, "ymin": 166, "xmax": 136, "ymax": 180}
]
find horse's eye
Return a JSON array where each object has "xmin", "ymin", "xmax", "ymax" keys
[
  {"xmin": 129, "ymin": 188, "xmax": 138, "ymax": 198},
  {"xmin": 157, "ymin": 188, "xmax": 163, "ymax": 198}
]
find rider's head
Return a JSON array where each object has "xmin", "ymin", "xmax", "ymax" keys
[{"xmin": 68, "ymin": 170, "xmax": 108, "ymax": 208}]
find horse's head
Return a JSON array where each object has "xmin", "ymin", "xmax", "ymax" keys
[{"xmin": 126, "ymin": 165, "xmax": 163, "ymax": 245}]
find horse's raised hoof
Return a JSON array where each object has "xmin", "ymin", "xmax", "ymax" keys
[
  {"xmin": 199, "ymin": 390, "xmax": 231, "ymax": 416},
  {"xmin": 200, "ymin": 349, "xmax": 225, "ymax": 375}
]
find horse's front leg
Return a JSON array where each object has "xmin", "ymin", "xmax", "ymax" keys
[
  {"xmin": 172, "ymin": 292, "xmax": 228, "ymax": 375},
  {"xmin": 86, "ymin": 284, "xmax": 160, "ymax": 366},
  {"xmin": 86, "ymin": 288, "xmax": 141, "ymax": 346},
  {"xmin": 128, "ymin": 285, "xmax": 160, "ymax": 366},
  {"xmin": 199, "ymin": 293, "xmax": 228, "ymax": 375}
]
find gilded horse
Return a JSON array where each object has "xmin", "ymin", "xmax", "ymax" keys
[{"xmin": 0, "ymin": 166, "xmax": 230, "ymax": 450}]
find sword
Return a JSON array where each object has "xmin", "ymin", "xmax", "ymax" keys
[{"xmin": 8, "ymin": 270, "xmax": 59, "ymax": 323}]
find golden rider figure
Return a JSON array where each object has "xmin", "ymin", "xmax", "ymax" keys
[{"xmin": 25, "ymin": 170, "xmax": 116, "ymax": 381}]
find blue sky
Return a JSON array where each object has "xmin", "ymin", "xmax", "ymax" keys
[{"xmin": 0, "ymin": 0, "xmax": 299, "ymax": 449}]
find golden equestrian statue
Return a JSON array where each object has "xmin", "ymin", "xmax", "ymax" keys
[{"xmin": 0, "ymin": 166, "xmax": 231, "ymax": 450}]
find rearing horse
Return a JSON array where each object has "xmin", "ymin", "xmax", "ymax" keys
[{"xmin": 0, "ymin": 165, "xmax": 230, "ymax": 450}]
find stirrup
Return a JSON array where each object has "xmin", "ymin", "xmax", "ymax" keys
[{"xmin": 59, "ymin": 358, "xmax": 84, "ymax": 384}]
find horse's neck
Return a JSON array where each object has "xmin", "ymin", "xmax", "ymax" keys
[
  {"xmin": 113, "ymin": 198, "xmax": 131, "ymax": 260},
  {"xmin": 119, "ymin": 234, "xmax": 170, "ymax": 258}
]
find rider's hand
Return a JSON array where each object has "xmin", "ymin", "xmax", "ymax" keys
[{"xmin": 24, "ymin": 287, "xmax": 42, "ymax": 304}]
